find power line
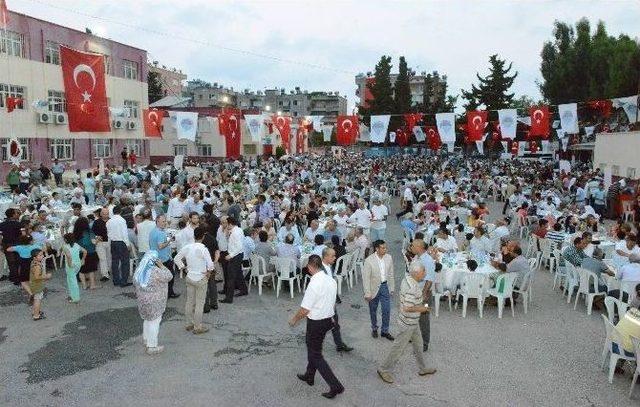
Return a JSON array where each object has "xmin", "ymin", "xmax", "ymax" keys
[{"xmin": 21, "ymin": 0, "xmax": 358, "ymax": 75}]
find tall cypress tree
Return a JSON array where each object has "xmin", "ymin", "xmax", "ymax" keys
[
  {"xmin": 394, "ymin": 56, "xmax": 412, "ymax": 114},
  {"xmin": 461, "ymin": 54, "xmax": 518, "ymax": 111},
  {"xmin": 148, "ymin": 71, "xmax": 164, "ymax": 104}
]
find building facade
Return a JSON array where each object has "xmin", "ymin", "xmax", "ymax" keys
[
  {"xmin": 355, "ymin": 71, "xmax": 446, "ymax": 108},
  {"xmin": 0, "ymin": 9, "xmax": 149, "ymax": 177},
  {"xmin": 593, "ymin": 131, "xmax": 640, "ymax": 180},
  {"xmin": 148, "ymin": 62, "xmax": 186, "ymax": 98}
]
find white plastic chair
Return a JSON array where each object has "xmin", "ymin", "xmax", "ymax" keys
[
  {"xmin": 622, "ymin": 200, "xmax": 635, "ymax": 223},
  {"xmin": 552, "ymin": 248, "xmax": 567, "ymax": 290},
  {"xmin": 432, "ymin": 271, "xmax": 453, "ymax": 317},
  {"xmin": 538, "ymin": 238, "xmax": 553, "ymax": 271},
  {"xmin": 573, "ymin": 267, "xmax": 606, "ymax": 315},
  {"xmin": 564, "ymin": 262, "xmax": 580, "ymax": 304},
  {"xmin": 604, "ymin": 296, "xmax": 628, "ymax": 324},
  {"xmin": 274, "ymin": 257, "xmax": 300, "ymax": 299},
  {"xmin": 514, "ymin": 271, "xmax": 532, "ymax": 314},
  {"xmin": 619, "ymin": 280, "xmax": 640, "ymax": 305},
  {"xmin": 630, "ymin": 336, "xmax": 640, "ymax": 398},
  {"xmin": 248, "ymin": 254, "xmax": 275, "ymax": 296},
  {"xmin": 334, "ymin": 254, "xmax": 351, "ymax": 296},
  {"xmin": 352, "ymin": 247, "xmax": 365, "ymax": 286},
  {"xmin": 455, "ymin": 273, "xmax": 487, "ymax": 318},
  {"xmin": 601, "ymin": 315, "xmax": 636, "ymax": 384},
  {"xmin": 485, "ymin": 273, "xmax": 518, "ymax": 318}
]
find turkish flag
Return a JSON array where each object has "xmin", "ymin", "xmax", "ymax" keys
[
  {"xmin": 511, "ymin": 141, "xmax": 519, "ymax": 155},
  {"xmin": 395, "ymin": 128, "xmax": 409, "ymax": 146},
  {"xmin": 6, "ymin": 97, "xmax": 22, "ymax": 113},
  {"xmin": 336, "ymin": 115, "xmax": 359, "ymax": 145},
  {"xmin": 142, "ymin": 108, "xmax": 165, "ymax": 138},
  {"xmin": 0, "ymin": 0, "xmax": 8, "ymax": 28},
  {"xmin": 221, "ymin": 111, "xmax": 242, "ymax": 159},
  {"xmin": 425, "ymin": 126, "xmax": 441, "ymax": 150},
  {"xmin": 529, "ymin": 106, "xmax": 550, "ymax": 138},
  {"xmin": 588, "ymin": 100, "xmax": 613, "ymax": 118},
  {"xmin": 404, "ymin": 113, "xmax": 423, "ymax": 133},
  {"xmin": 60, "ymin": 46, "xmax": 110, "ymax": 132},
  {"xmin": 530, "ymin": 140, "xmax": 539, "ymax": 153},
  {"xmin": 466, "ymin": 110, "xmax": 487, "ymax": 142},
  {"xmin": 296, "ymin": 126, "xmax": 305, "ymax": 154},
  {"xmin": 272, "ymin": 115, "xmax": 292, "ymax": 152}
]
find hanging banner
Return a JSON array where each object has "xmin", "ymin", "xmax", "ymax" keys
[
  {"xmin": 321, "ymin": 125, "xmax": 333, "ymax": 142},
  {"xmin": 307, "ymin": 115, "xmax": 324, "ymax": 130},
  {"xmin": 404, "ymin": 113, "xmax": 423, "ymax": 133},
  {"xmin": 529, "ymin": 106, "xmax": 550, "ymax": 138},
  {"xmin": 541, "ymin": 140, "xmax": 551, "ymax": 154},
  {"xmin": 466, "ymin": 110, "xmax": 488, "ymax": 141},
  {"xmin": 142, "ymin": 108, "xmax": 165, "ymax": 138},
  {"xmin": 425, "ymin": 126, "xmax": 441, "ymax": 150},
  {"xmin": 369, "ymin": 115, "xmax": 390, "ymax": 143},
  {"xmin": 244, "ymin": 114, "xmax": 264, "ymax": 142},
  {"xmin": 7, "ymin": 137, "xmax": 22, "ymax": 166},
  {"xmin": 558, "ymin": 103, "xmax": 578, "ymax": 133},
  {"xmin": 272, "ymin": 115, "xmax": 292, "ymax": 152},
  {"xmin": 389, "ymin": 131, "xmax": 396, "ymax": 143},
  {"xmin": 445, "ymin": 142, "xmax": 455, "ymax": 153},
  {"xmin": 175, "ymin": 111, "xmax": 198, "ymax": 142},
  {"xmin": 560, "ymin": 137, "xmax": 569, "ymax": 151},
  {"xmin": 336, "ymin": 115, "xmax": 359, "ymax": 145},
  {"xmin": 612, "ymin": 95, "xmax": 639, "ymax": 123},
  {"xmin": 475, "ymin": 140, "xmax": 484, "ymax": 155},
  {"xmin": 359, "ymin": 123, "xmax": 370, "ymax": 142},
  {"xmin": 173, "ymin": 154, "xmax": 184, "ymax": 170},
  {"xmin": 498, "ymin": 109, "xmax": 518, "ymax": 139},
  {"xmin": 412, "ymin": 126, "xmax": 426, "ymax": 142},
  {"xmin": 436, "ymin": 113, "xmax": 456, "ymax": 143}
]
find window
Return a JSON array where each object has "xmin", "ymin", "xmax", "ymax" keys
[
  {"xmin": 174, "ymin": 144, "xmax": 187, "ymax": 156},
  {"xmin": 612, "ymin": 165, "xmax": 620, "ymax": 176},
  {"xmin": 0, "ymin": 84, "xmax": 25, "ymax": 109},
  {"xmin": 0, "ymin": 30, "xmax": 24, "ymax": 57},
  {"xmin": 278, "ymin": 101, "xmax": 283, "ymax": 106},
  {"xmin": 293, "ymin": 100, "xmax": 298, "ymax": 106},
  {"xmin": 122, "ymin": 59, "xmax": 139, "ymax": 80},
  {"xmin": 627, "ymin": 168, "xmax": 636, "ymax": 179},
  {"xmin": 50, "ymin": 139, "xmax": 74, "ymax": 160},
  {"xmin": 1, "ymin": 138, "xmax": 30, "ymax": 162},
  {"xmin": 93, "ymin": 139, "xmax": 112, "ymax": 158},
  {"xmin": 123, "ymin": 100, "xmax": 139, "ymax": 119},
  {"xmin": 125, "ymin": 139, "xmax": 143, "ymax": 156},
  {"xmin": 45, "ymin": 41, "xmax": 60, "ymax": 65},
  {"xmin": 47, "ymin": 90, "xmax": 67, "ymax": 113},
  {"xmin": 196, "ymin": 144, "xmax": 212, "ymax": 156}
]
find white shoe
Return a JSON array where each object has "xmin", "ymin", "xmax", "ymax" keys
[{"xmin": 146, "ymin": 345, "xmax": 165, "ymax": 355}]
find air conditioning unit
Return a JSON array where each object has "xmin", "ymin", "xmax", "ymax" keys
[
  {"xmin": 126, "ymin": 120, "xmax": 138, "ymax": 130},
  {"xmin": 112, "ymin": 119, "xmax": 124, "ymax": 129},
  {"xmin": 55, "ymin": 113, "xmax": 68, "ymax": 125},
  {"xmin": 38, "ymin": 112, "xmax": 53, "ymax": 124}
]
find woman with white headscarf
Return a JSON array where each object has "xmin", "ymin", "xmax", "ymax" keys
[{"xmin": 133, "ymin": 250, "xmax": 173, "ymax": 355}]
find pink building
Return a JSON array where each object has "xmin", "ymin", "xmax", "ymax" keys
[{"xmin": 0, "ymin": 8, "xmax": 150, "ymax": 179}]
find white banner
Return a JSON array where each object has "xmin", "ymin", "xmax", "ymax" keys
[
  {"xmin": 445, "ymin": 142, "xmax": 455, "ymax": 153},
  {"xmin": 359, "ymin": 124, "xmax": 370, "ymax": 142},
  {"xmin": 560, "ymin": 137, "xmax": 569, "ymax": 151},
  {"xmin": 558, "ymin": 103, "xmax": 578, "ymax": 133},
  {"xmin": 389, "ymin": 131, "xmax": 396, "ymax": 143},
  {"xmin": 518, "ymin": 141, "xmax": 526, "ymax": 156},
  {"xmin": 99, "ymin": 158, "xmax": 105, "ymax": 176},
  {"xmin": 498, "ymin": 109, "xmax": 518, "ymax": 139},
  {"xmin": 168, "ymin": 111, "xmax": 178, "ymax": 129},
  {"xmin": 369, "ymin": 115, "xmax": 390, "ymax": 143},
  {"xmin": 7, "ymin": 137, "xmax": 22, "ymax": 166},
  {"xmin": 244, "ymin": 114, "xmax": 263, "ymax": 142},
  {"xmin": 412, "ymin": 126, "xmax": 426, "ymax": 142},
  {"xmin": 173, "ymin": 154, "xmax": 184, "ymax": 170},
  {"xmin": 612, "ymin": 95, "xmax": 639, "ymax": 123},
  {"xmin": 307, "ymin": 115, "xmax": 324, "ymax": 130},
  {"xmin": 321, "ymin": 125, "xmax": 333, "ymax": 142},
  {"xmin": 501, "ymin": 141, "xmax": 508, "ymax": 152},
  {"xmin": 475, "ymin": 140, "xmax": 484, "ymax": 155},
  {"xmin": 541, "ymin": 140, "xmax": 551, "ymax": 154},
  {"xmin": 436, "ymin": 113, "xmax": 456, "ymax": 143},
  {"xmin": 174, "ymin": 111, "xmax": 198, "ymax": 142},
  {"xmin": 584, "ymin": 126, "xmax": 595, "ymax": 137}
]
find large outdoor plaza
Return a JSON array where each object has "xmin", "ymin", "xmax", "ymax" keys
[{"xmin": 1, "ymin": 1, "xmax": 640, "ymax": 406}]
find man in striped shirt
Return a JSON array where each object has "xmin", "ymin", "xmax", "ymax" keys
[{"xmin": 377, "ymin": 263, "xmax": 436, "ymax": 384}]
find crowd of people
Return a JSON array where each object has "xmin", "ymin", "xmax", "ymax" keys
[{"xmin": 2, "ymin": 150, "xmax": 640, "ymax": 398}]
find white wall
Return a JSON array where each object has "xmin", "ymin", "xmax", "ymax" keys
[{"xmin": 593, "ymin": 131, "xmax": 640, "ymax": 179}]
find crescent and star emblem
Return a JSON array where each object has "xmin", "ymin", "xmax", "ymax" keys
[
  {"xmin": 533, "ymin": 109, "xmax": 543, "ymax": 124},
  {"xmin": 73, "ymin": 64, "xmax": 97, "ymax": 103}
]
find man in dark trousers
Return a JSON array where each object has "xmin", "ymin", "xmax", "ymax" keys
[
  {"xmin": 289, "ymin": 254, "xmax": 345, "ymax": 399},
  {"xmin": 0, "ymin": 208, "xmax": 23, "ymax": 283},
  {"xmin": 320, "ymin": 247, "xmax": 353, "ymax": 352},
  {"xmin": 220, "ymin": 216, "xmax": 245, "ymax": 303},
  {"xmin": 202, "ymin": 208, "xmax": 220, "ymax": 312}
]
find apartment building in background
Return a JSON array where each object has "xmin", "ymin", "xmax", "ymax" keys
[
  {"xmin": 148, "ymin": 61, "xmax": 187, "ymax": 98},
  {"xmin": 0, "ymin": 8, "xmax": 149, "ymax": 175},
  {"xmin": 355, "ymin": 71, "xmax": 446, "ymax": 109}
]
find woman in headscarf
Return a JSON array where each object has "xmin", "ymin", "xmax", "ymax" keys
[{"xmin": 133, "ymin": 250, "xmax": 173, "ymax": 355}]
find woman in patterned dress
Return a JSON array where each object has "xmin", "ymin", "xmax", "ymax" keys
[{"xmin": 133, "ymin": 250, "xmax": 173, "ymax": 355}]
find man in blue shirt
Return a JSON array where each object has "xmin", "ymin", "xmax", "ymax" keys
[{"xmin": 149, "ymin": 215, "xmax": 179, "ymax": 298}]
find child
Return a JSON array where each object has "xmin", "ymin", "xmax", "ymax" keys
[
  {"xmin": 62, "ymin": 233, "xmax": 86, "ymax": 304},
  {"xmin": 6, "ymin": 235, "xmax": 41, "ymax": 299},
  {"xmin": 29, "ymin": 249, "xmax": 51, "ymax": 320}
]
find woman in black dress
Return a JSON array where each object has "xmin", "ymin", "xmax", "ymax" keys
[{"xmin": 73, "ymin": 217, "xmax": 99, "ymax": 289}]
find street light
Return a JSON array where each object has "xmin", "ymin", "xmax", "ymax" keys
[
  {"xmin": 222, "ymin": 95, "xmax": 229, "ymax": 103},
  {"xmin": 265, "ymin": 105, "xmax": 271, "ymax": 111},
  {"xmin": 277, "ymin": 110, "xmax": 282, "ymax": 116}
]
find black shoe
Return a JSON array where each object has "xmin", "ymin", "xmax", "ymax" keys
[
  {"xmin": 212, "ymin": 304, "xmax": 218, "ymax": 310},
  {"xmin": 100, "ymin": 276, "xmax": 109, "ymax": 282},
  {"xmin": 322, "ymin": 386, "xmax": 344, "ymax": 399},
  {"xmin": 336, "ymin": 344, "xmax": 353, "ymax": 352},
  {"xmin": 220, "ymin": 299, "xmax": 233, "ymax": 304},
  {"xmin": 203, "ymin": 307, "xmax": 211, "ymax": 314},
  {"xmin": 372, "ymin": 330, "xmax": 378, "ymax": 338},
  {"xmin": 121, "ymin": 283, "xmax": 133, "ymax": 288},
  {"xmin": 336, "ymin": 296, "xmax": 342, "ymax": 304},
  {"xmin": 423, "ymin": 343, "xmax": 429, "ymax": 352},
  {"xmin": 168, "ymin": 293, "xmax": 180, "ymax": 299},
  {"xmin": 296, "ymin": 373, "xmax": 314, "ymax": 386},
  {"xmin": 381, "ymin": 332, "xmax": 395, "ymax": 341},
  {"xmin": 218, "ymin": 290, "xmax": 226, "ymax": 295}
]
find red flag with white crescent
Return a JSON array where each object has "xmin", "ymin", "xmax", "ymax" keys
[
  {"xmin": 404, "ymin": 113, "xmax": 423, "ymax": 133},
  {"xmin": 7, "ymin": 137, "xmax": 22, "ymax": 165},
  {"xmin": 587, "ymin": 100, "xmax": 613, "ymax": 118},
  {"xmin": 425, "ymin": 126, "xmax": 441, "ymax": 150},
  {"xmin": 336, "ymin": 115, "xmax": 359, "ymax": 145},
  {"xmin": 60, "ymin": 46, "xmax": 110, "ymax": 132},
  {"xmin": 6, "ymin": 96, "xmax": 22, "ymax": 113},
  {"xmin": 221, "ymin": 111, "xmax": 242, "ymax": 159},
  {"xmin": 272, "ymin": 115, "xmax": 292, "ymax": 152},
  {"xmin": 466, "ymin": 110, "xmax": 487, "ymax": 142},
  {"xmin": 142, "ymin": 108, "xmax": 165, "ymax": 138},
  {"xmin": 395, "ymin": 128, "xmax": 409, "ymax": 146},
  {"xmin": 511, "ymin": 141, "xmax": 519, "ymax": 155},
  {"xmin": 529, "ymin": 105, "xmax": 550, "ymax": 138}
]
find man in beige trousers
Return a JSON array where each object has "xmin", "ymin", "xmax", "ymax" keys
[{"xmin": 362, "ymin": 239, "xmax": 395, "ymax": 340}]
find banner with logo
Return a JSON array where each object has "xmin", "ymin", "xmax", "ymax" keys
[
  {"xmin": 244, "ymin": 114, "xmax": 264, "ymax": 142},
  {"xmin": 369, "ymin": 115, "xmax": 390, "ymax": 143},
  {"xmin": 174, "ymin": 111, "xmax": 198, "ymax": 141},
  {"xmin": 558, "ymin": 103, "xmax": 578, "ymax": 133},
  {"xmin": 498, "ymin": 109, "xmax": 518, "ymax": 139},
  {"xmin": 436, "ymin": 113, "xmax": 456, "ymax": 143}
]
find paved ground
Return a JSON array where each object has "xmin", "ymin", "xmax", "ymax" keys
[{"xmin": 0, "ymin": 199, "xmax": 638, "ymax": 406}]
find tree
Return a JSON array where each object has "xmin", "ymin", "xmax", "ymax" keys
[
  {"xmin": 394, "ymin": 56, "xmax": 412, "ymax": 114},
  {"xmin": 147, "ymin": 71, "xmax": 164, "ymax": 103},
  {"xmin": 512, "ymin": 95, "xmax": 537, "ymax": 111},
  {"xmin": 360, "ymin": 56, "xmax": 395, "ymax": 117},
  {"xmin": 539, "ymin": 18, "xmax": 640, "ymax": 104},
  {"xmin": 418, "ymin": 71, "xmax": 458, "ymax": 114},
  {"xmin": 461, "ymin": 54, "xmax": 518, "ymax": 111}
]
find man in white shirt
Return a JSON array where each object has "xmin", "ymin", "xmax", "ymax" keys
[
  {"xmin": 278, "ymin": 219, "xmax": 302, "ymax": 245},
  {"xmin": 221, "ymin": 216, "xmax": 246, "ymax": 303},
  {"xmin": 174, "ymin": 226, "xmax": 214, "ymax": 335},
  {"xmin": 362, "ymin": 240, "xmax": 395, "ymax": 340},
  {"xmin": 370, "ymin": 198, "xmax": 389, "ymax": 242},
  {"xmin": 304, "ymin": 219, "xmax": 323, "ymax": 243},
  {"xmin": 435, "ymin": 229, "xmax": 458, "ymax": 253},
  {"xmin": 320, "ymin": 248, "xmax": 353, "ymax": 353},
  {"xmin": 350, "ymin": 200, "xmax": 372, "ymax": 237},
  {"xmin": 289, "ymin": 254, "xmax": 344, "ymax": 399},
  {"xmin": 612, "ymin": 234, "xmax": 640, "ymax": 267},
  {"xmin": 490, "ymin": 218, "xmax": 511, "ymax": 243},
  {"xmin": 136, "ymin": 210, "xmax": 156, "ymax": 259},
  {"xmin": 167, "ymin": 192, "xmax": 187, "ymax": 228},
  {"xmin": 106, "ymin": 205, "xmax": 131, "ymax": 287}
]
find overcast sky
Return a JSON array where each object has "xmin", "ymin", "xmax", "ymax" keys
[{"xmin": 13, "ymin": 0, "xmax": 640, "ymax": 111}]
